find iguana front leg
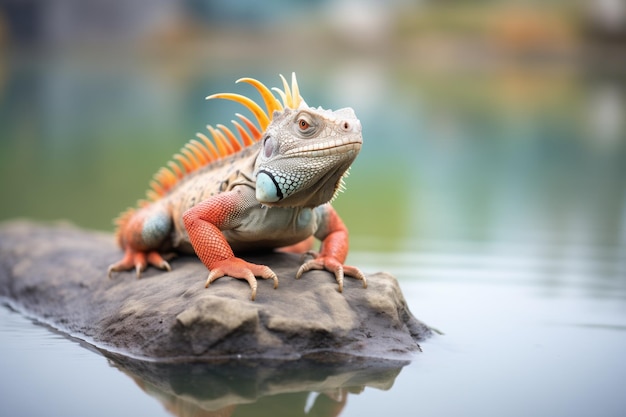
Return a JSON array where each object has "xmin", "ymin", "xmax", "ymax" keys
[
  {"xmin": 296, "ymin": 205, "xmax": 367, "ymax": 292},
  {"xmin": 182, "ymin": 190, "xmax": 278, "ymax": 301}
]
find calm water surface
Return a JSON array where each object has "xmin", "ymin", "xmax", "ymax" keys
[{"xmin": 1, "ymin": 50, "xmax": 625, "ymax": 416}]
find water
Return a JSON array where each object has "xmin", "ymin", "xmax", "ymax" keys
[
  {"xmin": 349, "ymin": 245, "xmax": 626, "ymax": 416},
  {"xmin": 1, "ymin": 7, "xmax": 626, "ymax": 415}
]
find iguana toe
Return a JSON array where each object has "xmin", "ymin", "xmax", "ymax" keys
[
  {"xmin": 343, "ymin": 265, "xmax": 367, "ymax": 288},
  {"xmin": 296, "ymin": 257, "xmax": 366, "ymax": 292},
  {"xmin": 205, "ymin": 257, "xmax": 279, "ymax": 301},
  {"xmin": 108, "ymin": 249, "xmax": 172, "ymax": 279},
  {"xmin": 147, "ymin": 251, "xmax": 171, "ymax": 272}
]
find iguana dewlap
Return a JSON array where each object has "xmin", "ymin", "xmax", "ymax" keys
[{"xmin": 108, "ymin": 73, "xmax": 365, "ymax": 300}]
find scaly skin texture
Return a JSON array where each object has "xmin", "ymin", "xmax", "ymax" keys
[{"xmin": 108, "ymin": 74, "xmax": 366, "ymax": 300}]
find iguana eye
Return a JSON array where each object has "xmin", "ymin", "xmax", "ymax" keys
[
  {"xmin": 298, "ymin": 119, "xmax": 310, "ymax": 130},
  {"xmin": 294, "ymin": 113, "xmax": 317, "ymax": 137}
]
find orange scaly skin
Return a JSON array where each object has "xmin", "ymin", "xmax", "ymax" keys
[{"xmin": 108, "ymin": 74, "xmax": 366, "ymax": 300}]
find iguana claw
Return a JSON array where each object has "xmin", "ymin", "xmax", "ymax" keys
[
  {"xmin": 296, "ymin": 257, "xmax": 367, "ymax": 293},
  {"xmin": 205, "ymin": 257, "xmax": 279, "ymax": 301},
  {"xmin": 108, "ymin": 249, "xmax": 171, "ymax": 279}
]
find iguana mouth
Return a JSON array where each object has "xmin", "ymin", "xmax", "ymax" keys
[{"xmin": 285, "ymin": 139, "xmax": 362, "ymax": 157}]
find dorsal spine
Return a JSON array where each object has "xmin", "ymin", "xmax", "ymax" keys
[{"xmin": 145, "ymin": 73, "xmax": 303, "ymax": 202}]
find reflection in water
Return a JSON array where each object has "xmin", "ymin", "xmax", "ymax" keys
[{"xmin": 106, "ymin": 353, "xmax": 405, "ymax": 417}]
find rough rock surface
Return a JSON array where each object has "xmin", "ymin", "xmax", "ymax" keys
[{"xmin": 0, "ymin": 220, "xmax": 432, "ymax": 362}]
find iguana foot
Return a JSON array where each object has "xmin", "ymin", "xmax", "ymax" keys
[
  {"xmin": 205, "ymin": 257, "xmax": 279, "ymax": 301},
  {"xmin": 108, "ymin": 248, "xmax": 171, "ymax": 278},
  {"xmin": 295, "ymin": 256, "xmax": 367, "ymax": 293}
]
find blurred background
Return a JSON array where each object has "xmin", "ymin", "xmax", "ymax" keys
[
  {"xmin": 0, "ymin": 0, "xmax": 624, "ymax": 253},
  {"xmin": 1, "ymin": 2, "xmax": 626, "ymax": 416}
]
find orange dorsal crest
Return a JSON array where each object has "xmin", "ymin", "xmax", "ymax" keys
[{"xmin": 146, "ymin": 73, "xmax": 304, "ymax": 201}]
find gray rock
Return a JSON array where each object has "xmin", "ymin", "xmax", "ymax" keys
[{"xmin": 0, "ymin": 220, "xmax": 432, "ymax": 362}]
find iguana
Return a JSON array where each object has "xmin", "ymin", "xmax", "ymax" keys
[{"xmin": 108, "ymin": 73, "xmax": 366, "ymax": 300}]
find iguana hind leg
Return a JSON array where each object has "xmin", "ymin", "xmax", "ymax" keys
[{"xmin": 108, "ymin": 204, "xmax": 173, "ymax": 277}]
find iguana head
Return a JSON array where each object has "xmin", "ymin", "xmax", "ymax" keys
[
  {"xmin": 143, "ymin": 73, "xmax": 361, "ymax": 207},
  {"xmin": 208, "ymin": 73, "xmax": 362, "ymax": 208},
  {"xmin": 254, "ymin": 105, "xmax": 362, "ymax": 208}
]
